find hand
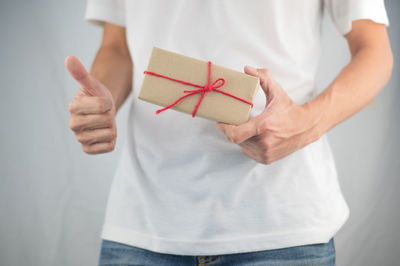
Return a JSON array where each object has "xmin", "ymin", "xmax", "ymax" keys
[
  {"xmin": 65, "ymin": 56, "xmax": 117, "ymax": 154},
  {"xmin": 216, "ymin": 66, "xmax": 321, "ymax": 164}
]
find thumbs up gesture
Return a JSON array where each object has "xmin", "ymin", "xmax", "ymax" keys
[{"xmin": 66, "ymin": 56, "xmax": 117, "ymax": 154}]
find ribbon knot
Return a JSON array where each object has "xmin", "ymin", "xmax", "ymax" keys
[
  {"xmin": 144, "ymin": 61, "xmax": 253, "ymax": 118},
  {"xmin": 203, "ymin": 84, "xmax": 213, "ymax": 92}
]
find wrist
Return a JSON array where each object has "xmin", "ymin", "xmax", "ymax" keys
[{"xmin": 300, "ymin": 95, "xmax": 330, "ymax": 139}]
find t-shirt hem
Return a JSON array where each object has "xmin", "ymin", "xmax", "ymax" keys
[
  {"xmin": 333, "ymin": 2, "xmax": 389, "ymax": 36},
  {"xmin": 101, "ymin": 216, "xmax": 348, "ymax": 256},
  {"xmin": 85, "ymin": 2, "xmax": 125, "ymax": 27}
]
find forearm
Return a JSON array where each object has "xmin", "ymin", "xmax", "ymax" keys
[
  {"xmin": 217, "ymin": 21, "xmax": 393, "ymax": 165},
  {"xmin": 305, "ymin": 43, "xmax": 393, "ymax": 137},
  {"xmin": 90, "ymin": 46, "xmax": 133, "ymax": 112}
]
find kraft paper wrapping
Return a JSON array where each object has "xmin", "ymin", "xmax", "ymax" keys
[{"xmin": 138, "ymin": 47, "xmax": 259, "ymax": 125}]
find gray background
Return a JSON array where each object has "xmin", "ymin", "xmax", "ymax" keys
[{"xmin": 0, "ymin": 1, "xmax": 399, "ymax": 266}]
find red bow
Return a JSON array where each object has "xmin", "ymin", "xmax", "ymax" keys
[{"xmin": 144, "ymin": 61, "xmax": 253, "ymax": 117}]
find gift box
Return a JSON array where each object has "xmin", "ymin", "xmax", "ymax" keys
[{"xmin": 138, "ymin": 47, "xmax": 259, "ymax": 125}]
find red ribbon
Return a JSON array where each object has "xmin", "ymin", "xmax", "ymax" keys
[{"xmin": 143, "ymin": 61, "xmax": 254, "ymax": 117}]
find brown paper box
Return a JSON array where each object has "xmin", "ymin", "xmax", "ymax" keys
[{"xmin": 138, "ymin": 47, "xmax": 259, "ymax": 125}]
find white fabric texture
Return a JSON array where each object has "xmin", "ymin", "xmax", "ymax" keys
[
  {"xmin": 85, "ymin": 0, "xmax": 389, "ymax": 256},
  {"xmin": 324, "ymin": 0, "xmax": 389, "ymax": 35},
  {"xmin": 85, "ymin": 0, "xmax": 126, "ymax": 27}
]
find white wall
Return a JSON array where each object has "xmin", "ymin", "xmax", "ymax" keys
[
  {"xmin": 317, "ymin": 2, "xmax": 400, "ymax": 265},
  {"xmin": 0, "ymin": 0, "xmax": 399, "ymax": 265}
]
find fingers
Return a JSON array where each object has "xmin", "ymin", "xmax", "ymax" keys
[
  {"xmin": 217, "ymin": 65, "xmax": 303, "ymax": 164},
  {"xmin": 244, "ymin": 66, "xmax": 268, "ymax": 89},
  {"xmin": 239, "ymin": 134, "xmax": 268, "ymax": 152},
  {"xmin": 240, "ymin": 146, "xmax": 265, "ymax": 164},
  {"xmin": 82, "ymin": 140, "xmax": 116, "ymax": 155},
  {"xmin": 215, "ymin": 66, "xmax": 274, "ymax": 144},
  {"xmin": 69, "ymin": 112, "xmax": 115, "ymax": 132},
  {"xmin": 240, "ymin": 144, "xmax": 280, "ymax": 165},
  {"xmin": 65, "ymin": 56, "xmax": 94, "ymax": 95},
  {"xmin": 69, "ymin": 96, "xmax": 115, "ymax": 133},
  {"xmin": 244, "ymin": 66, "xmax": 259, "ymax": 78},
  {"xmin": 69, "ymin": 96, "xmax": 113, "ymax": 115},
  {"xmin": 238, "ymin": 126, "xmax": 313, "ymax": 165},
  {"xmin": 216, "ymin": 114, "xmax": 266, "ymax": 144},
  {"xmin": 75, "ymin": 127, "xmax": 117, "ymax": 145},
  {"xmin": 216, "ymin": 65, "xmax": 291, "ymax": 145},
  {"xmin": 244, "ymin": 66, "xmax": 282, "ymax": 102},
  {"xmin": 68, "ymin": 82, "xmax": 117, "ymax": 154},
  {"xmin": 70, "ymin": 114, "xmax": 117, "ymax": 154}
]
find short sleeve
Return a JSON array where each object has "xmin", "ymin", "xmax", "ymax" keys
[
  {"xmin": 324, "ymin": 0, "xmax": 389, "ymax": 35},
  {"xmin": 85, "ymin": 0, "xmax": 126, "ymax": 27}
]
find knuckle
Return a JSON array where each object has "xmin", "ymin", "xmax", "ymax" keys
[
  {"xmin": 259, "ymin": 69, "xmax": 270, "ymax": 76},
  {"xmin": 229, "ymin": 132, "xmax": 239, "ymax": 144},
  {"xmin": 105, "ymin": 112, "xmax": 114, "ymax": 125},
  {"xmin": 231, "ymin": 136, "xmax": 240, "ymax": 144},
  {"xmin": 68, "ymin": 119, "xmax": 74, "ymax": 130},
  {"xmin": 76, "ymin": 134, "xmax": 86, "ymax": 143},
  {"xmin": 256, "ymin": 120, "xmax": 268, "ymax": 135},
  {"xmin": 69, "ymin": 118, "xmax": 78, "ymax": 131},
  {"xmin": 261, "ymin": 137, "xmax": 273, "ymax": 149},
  {"xmin": 82, "ymin": 145, "xmax": 92, "ymax": 154},
  {"xmin": 233, "ymin": 139, "xmax": 241, "ymax": 144},
  {"xmin": 76, "ymin": 133, "xmax": 91, "ymax": 144},
  {"xmin": 96, "ymin": 98, "xmax": 106, "ymax": 112},
  {"xmin": 261, "ymin": 152, "xmax": 270, "ymax": 165},
  {"xmin": 109, "ymin": 128, "xmax": 117, "ymax": 140},
  {"xmin": 69, "ymin": 117, "xmax": 83, "ymax": 131},
  {"xmin": 107, "ymin": 141, "xmax": 115, "ymax": 151},
  {"xmin": 255, "ymin": 126, "xmax": 262, "ymax": 136},
  {"xmin": 68, "ymin": 101, "xmax": 75, "ymax": 113},
  {"xmin": 69, "ymin": 97, "xmax": 84, "ymax": 114}
]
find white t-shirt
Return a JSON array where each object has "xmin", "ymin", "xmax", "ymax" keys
[{"xmin": 85, "ymin": 0, "xmax": 389, "ymax": 256}]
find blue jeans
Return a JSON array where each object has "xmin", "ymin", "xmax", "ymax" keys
[{"xmin": 98, "ymin": 238, "xmax": 335, "ymax": 266}]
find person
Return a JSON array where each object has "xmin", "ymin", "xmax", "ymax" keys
[{"xmin": 65, "ymin": 1, "xmax": 393, "ymax": 265}]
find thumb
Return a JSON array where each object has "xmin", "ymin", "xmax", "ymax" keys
[
  {"xmin": 65, "ymin": 56, "xmax": 96, "ymax": 96},
  {"xmin": 244, "ymin": 66, "xmax": 281, "ymax": 103}
]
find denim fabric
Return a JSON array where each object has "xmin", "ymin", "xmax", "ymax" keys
[{"xmin": 98, "ymin": 238, "xmax": 335, "ymax": 266}]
